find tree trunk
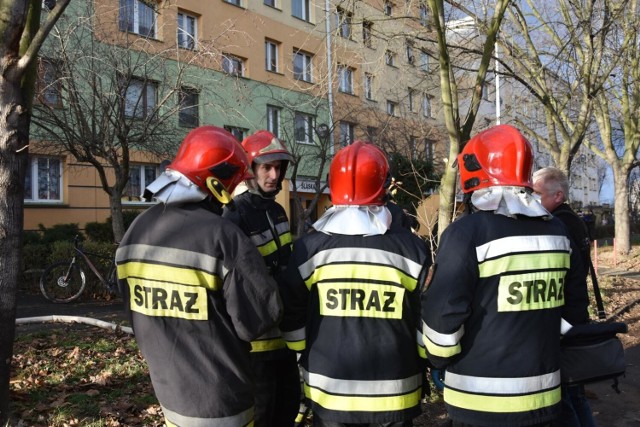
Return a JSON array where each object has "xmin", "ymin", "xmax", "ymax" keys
[
  {"xmin": 612, "ymin": 165, "xmax": 631, "ymax": 255},
  {"xmin": 110, "ymin": 193, "xmax": 126, "ymax": 243},
  {"xmin": 0, "ymin": 76, "xmax": 29, "ymax": 425}
]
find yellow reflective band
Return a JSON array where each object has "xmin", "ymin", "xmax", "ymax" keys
[
  {"xmin": 479, "ymin": 252, "xmax": 569, "ymax": 278},
  {"xmin": 305, "ymin": 383, "xmax": 421, "ymax": 412},
  {"xmin": 257, "ymin": 240, "xmax": 278, "ymax": 257},
  {"xmin": 128, "ymin": 279, "xmax": 208, "ymax": 320},
  {"xmin": 424, "ymin": 333, "xmax": 462, "ymax": 358},
  {"xmin": 417, "ymin": 344, "xmax": 427, "ymax": 359},
  {"xmin": 304, "ymin": 264, "xmax": 417, "ymax": 291},
  {"xmin": 444, "ymin": 385, "xmax": 561, "ymax": 413},
  {"xmin": 317, "ymin": 282, "xmax": 405, "ymax": 319},
  {"xmin": 280, "ymin": 232, "xmax": 292, "ymax": 246},
  {"xmin": 285, "ymin": 339, "xmax": 306, "ymax": 351},
  {"xmin": 118, "ymin": 262, "xmax": 222, "ymax": 291},
  {"xmin": 497, "ymin": 272, "xmax": 566, "ymax": 312},
  {"xmin": 251, "ymin": 337, "xmax": 287, "ymax": 352}
]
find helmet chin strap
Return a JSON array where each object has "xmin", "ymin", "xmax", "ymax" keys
[{"xmin": 206, "ymin": 177, "xmax": 232, "ymax": 205}]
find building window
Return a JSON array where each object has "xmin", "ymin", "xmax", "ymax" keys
[
  {"xmin": 425, "ymin": 139, "xmax": 435, "ymax": 161},
  {"xmin": 338, "ymin": 65, "xmax": 354, "ymax": 94},
  {"xmin": 222, "ymin": 54, "xmax": 244, "ymax": 77},
  {"xmin": 364, "ymin": 73, "xmax": 374, "ymax": 100},
  {"xmin": 336, "ymin": 7, "xmax": 352, "ymax": 39},
  {"xmin": 339, "ymin": 121, "xmax": 355, "ymax": 146},
  {"xmin": 123, "ymin": 78, "xmax": 157, "ymax": 119},
  {"xmin": 265, "ymin": 0, "xmax": 276, "ymax": 6},
  {"xmin": 423, "ymin": 93, "xmax": 433, "ymax": 118},
  {"xmin": 408, "ymin": 88, "xmax": 415, "ymax": 112},
  {"xmin": 295, "ymin": 112, "xmax": 315, "ymax": 144},
  {"xmin": 267, "ymin": 105, "xmax": 282, "ymax": 137},
  {"xmin": 387, "ymin": 100, "xmax": 397, "ymax": 116},
  {"xmin": 406, "ymin": 42, "xmax": 415, "ymax": 64},
  {"xmin": 420, "ymin": 50, "xmax": 430, "ymax": 72},
  {"xmin": 177, "ymin": 12, "xmax": 197, "ymax": 50},
  {"xmin": 265, "ymin": 40, "xmax": 279, "ymax": 72},
  {"xmin": 43, "ymin": 0, "xmax": 56, "ymax": 11},
  {"xmin": 224, "ymin": 0, "xmax": 241, "ymax": 6},
  {"xmin": 384, "ymin": 1, "xmax": 393, "ymax": 16},
  {"xmin": 224, "ymin": 126, "xmax": 248, "ymax": 141},
  {"xmin": 179, "ymin": 87, "xmax": 199, "ymax": 128},
  {"xmin": 363, "ymin": 20, "xmax": 373, "ymax": 48},
  {"xmin": 366, "ymin": 126, "xmax": 378, "ymax": 142},
  {"xmin": 118, "ymin": 0, "xmax": 156, "ymax": 38},
  {"xmin": 419, "ymin": 3, "xmax": 428, "ymax": 26},
  {"xmin": 37, "ymin": 59, "xmax": 62, "ymax": 107},
  {"xmin": 385, "ymin": 50, "xmax": 395, "ymax": 66},
  {"xmin": 293, "ymin": 50, "xmax": 313, "ymax": 82},
  {"xmin": 410, "ymin": 136, "xmax": 418, "ymax": 160},
  {"xmin": 292, "ymin": 0, "xmax": 310, "ymax": 22},
  {"xmin": 125, "ymin": 164, "xmax": 157, "ymax": 202},
  {"xmin": 24, "ymin": 156, "xmax": 62, "ymax": 202}
]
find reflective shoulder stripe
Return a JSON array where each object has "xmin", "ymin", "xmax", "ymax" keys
[
  {"xmin": 475, "ymin": 235, "xmax": 570, "ymax": 262},
  {"xmin": 444, "ymin": 370, "xmax": 560, "ymax": 395},
  {"xmin": 444, "ymin": 385, "xmax": 561, "ymax": 414},
  {"xmin": 116, "ymin": 243, "xmax": 228, "ymax": 278},
  {"xmin": 162, "ymin": 404, "xmax": 253, "ymax": 427},
  {"xmin": 118, "ymin": 261, "xmax": 222, "ymax": 291},
  {"xmin": 305, "ymin": 383, "xmax": 421, "ymax": 413},
  {"xmin": 299, "ymin": 247, "xmax": 423, "ymax": 283},
  {"xmin": 479, "ymin": 252, "xmax": 570, "ymax": 278},
  {"xmin": 422, "ymin": 320, "xmax": 464, "ymax": 346},
  {"xmin": 303, "ymin": 369, "xmax": 422, "ymax": 396},
  {"xmin": 304, "ymin": 264, "xmax": 417, "ymax": 291}
]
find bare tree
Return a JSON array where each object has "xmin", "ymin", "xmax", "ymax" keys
[{"xmin": 0, "ymin": 0, "xmax": 71, "ymax": 422}]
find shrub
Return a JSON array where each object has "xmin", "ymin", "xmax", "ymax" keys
[
  {"xmin": 85, "ymin": 221, "xmax": 113, "ymax": 243},
  {"xmin": 39, "ymin": 223, "xmax": 82, "ymax": 245}
]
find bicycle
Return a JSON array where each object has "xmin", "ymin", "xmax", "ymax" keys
[{"xmin": 40, "ymin": 235, "xmax": 119, "ymax": 303}]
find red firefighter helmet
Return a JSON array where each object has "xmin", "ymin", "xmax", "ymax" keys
[
  {"xmin": 458, "ymin": 124, "xmax": 534, "ymax": 193},
  {"xmin": 242, "ymin": 130, "xmax": 294, "ymax": 183},
  {"xmin": 329, "ymin": 141, "xmax": 389, "ymax": 205},
  {"xmin": 168, "ymin": 126, "xmax": 252, "ymax": 196}
]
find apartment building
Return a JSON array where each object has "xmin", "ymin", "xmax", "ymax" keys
[{"xmin": 25, "ymin": 0, "xmax": 445, "ymax": 235}]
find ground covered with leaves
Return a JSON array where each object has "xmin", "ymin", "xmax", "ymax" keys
[{"xmin": 9, "ymin": 247, "xmax": 640, "ymax": 426}]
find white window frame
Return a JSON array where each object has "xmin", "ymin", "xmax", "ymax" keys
[
  {"xmin": 425, "ymin": 139, "xmax": 435, "ymax": 161},
  {"xmin": 364, "ymin": 73, "xmax": 374, "ymax": 100},
  {"xmin": 423, "ymin": 93, "xmax": 433, "ymax": 118},
  {"xmin": 222, "ymin": 54, "xmax": 245, "ymax": 77},
  {"xmin": 337, "ymin": 7, "xmax": 352, "ymax": 39},
  {"xmin": 420, "ymin": 50, "xmax": 430, "ymax": 72},
  {"xmin": 119, "ymin": 0, "xmax": 157, "ymax": 38},
  {"xmin": 125, "ymin": 164, "xmax": 158, "ymax": 203},
  {"xmin": 177, "ymin": 11, "xmax": 197, "ymax": 50},
  {"xmin": 385, "ymin": 50, "xmax": 395, "ymax": 66},
  {"xmin": 293, "ymin": 50, "xmax": 313, "ymax": 82},
  {"xmin": 387, "ymin": 100, "xmax": 397, "ymax": 116},
  {"xmin": 24, "ymin": 156, "xmax": 63, "ymax": 203},
  {"xmin": 339, "ymin": 121, "xmax": 355, "ymax": 146},
  {"xmin": 292, "ymin": 0, "xmax": 311, "ymax": 22},
  {"xmin": 419, "ymin": 4, "xmax": 428, "ymax": 26},
  {"xmin": 225, "ymin": 126, "xmax": 248, "ymax": 141},
  {"xmin": 38, "ymin": 58, "xmax": 62, "ymax": 107},
  {"xmin": 267, "ymin": 105, "xmax": 282, "ymax": 137},
  {"xmin": 363, "ymin": 21, "xmax": 373, "ymax": 48},
  {"xmin": 338, "ymin": 65, "xmax": 354, "ymax": 94},
  {"xmin": 384, "ymin": 1, "xmax": 393, "ymax": 16},
  {"xmin": 124, "ymin": 77, "xmax": 157, "ymax": 119},
  {"xmin": 265, "ymin": 40, "xmax": 279, "ymax": 72},
  {"xmin": 224, "ymin": 0, "xmax": 242, "ymax": 6},
  {"xmin": 295, "ymin": 112, "xmax": 315, "ymax": 144},
  {"xmin": 179, "ymin": 87, "xmax": 199, "ymax": 128}
]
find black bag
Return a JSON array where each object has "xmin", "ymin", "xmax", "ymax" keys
[{"xmin": 561, "ymin": 322, "xmax": 627, "ymax": 387}]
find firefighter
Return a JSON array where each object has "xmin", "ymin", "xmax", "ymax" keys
[
  {"xmin": 280, "ymin": 141, "xmax": 431, "ymax": 426},
  {"xmin": 533, "ymin": 167, "xmax": 596, "ymax": 427},
  {"xmin": 116, "ymin": 126, "xmax": 283, "ymax": 427},
  {"xmin": 420, "ymin": 125, "xmax": 590, "ymax": 426},
  {"xmin": 222, "ymin": 130, "xmax": 299, "ymax": 426}
]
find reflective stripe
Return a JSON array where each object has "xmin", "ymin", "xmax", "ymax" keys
[
  {"xmin": 479, "ymin": 252, "xmax": 570, "ymax": 278},
  {"xmin": 299, "ymin": 247, "xmax": 423, "ymax": 285},
  {"xmin": 317, "ymin": 282, "xmax": 405, "ymax": 319},
  {"xmin": 251, "ymin": 337, "xmax": 286, "ymax": 352},
  {"xmin": 118, "ymin": 262, "xmax": 222, "ymax": 291},
  {"xmin": 444, "ymin": 385, "xmax": 561, "ymax": 413},
  {"xmin": 116, "ymin": 244, "xmax": 227, "ymax": 278},
  {"xmin": 561, "ymin": 318, "xmax": 573, "ymax": 334},
  {"xmin": 422, "ymin": 320, "xmax": 464, "ymax": 346},
  {"xmin": 423, "ymin": 334, "xmax": 462, "ymax": 358},
  {"xmin": 254, "ymin": 232, "xmax": 292, "ymax": 257},
  {"xmin": 497, "ymin": 272, "xmax": 565, "ymax": 312},
  {"xmin": 162, "ymin": 405, "xmax": 254, "ymax": 427},
  {"xmin": 285, "ymin": 339, "xmax": 305, "ymax": 351},
  {"xmin": 304, "ymin": 264, "xmax": 417, "ymax": 292},
  {"xmin": 303, "ymin": 369, "xmax": 422, "ymax": 396},
  {"xmin": 476, "ymin": 235, "xmax": 570, "ymax": 262},
  {"xmin": 283, "ymin": 327, "xmax": 306, "ymax": 351},
  {"xmin": 305, "ymin": 383, "xmax": 421, "ymax": 412},
  {"xmin": 444, "ymin": 370, "xmax": 560, "ymax": 394}
]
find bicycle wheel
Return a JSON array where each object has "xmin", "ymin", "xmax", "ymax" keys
[{"xmin": 40, "ymin": 261, "xmax": 86, "ymax": 303}]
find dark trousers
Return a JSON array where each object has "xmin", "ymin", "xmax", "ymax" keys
[
  {"xmin": 452, "ymin": 423, "xmax": 551, "ymax": 427},
  {"xmin": 552, "ymin": 385, "xmax": 597, "ymax": 427},
  {"xmin": 314, "ymin": 419, "xmax": 413, "ymax": 427},
  {"xmin": 253, "ymin": 351, "xmax": 300, "ymax": 427}
]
